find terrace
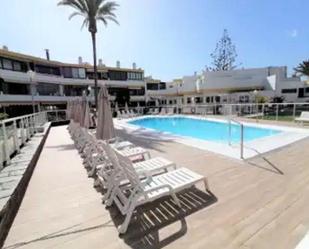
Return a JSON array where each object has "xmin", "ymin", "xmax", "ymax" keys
[{"xmin": 1, "ymin": 109, "xmax": 309, "ymax": 249}]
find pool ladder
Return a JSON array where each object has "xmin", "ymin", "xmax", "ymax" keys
[{"xmin": 228, "ymin": 118, "xmax": 244, "ymax": 159}]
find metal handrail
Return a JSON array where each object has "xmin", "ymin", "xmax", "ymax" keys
[{"xmin": 228, "ymin": 117, "xmax": 244, "ymax": 159}]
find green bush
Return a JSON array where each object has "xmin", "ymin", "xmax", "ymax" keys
[{"xmin": 0, "ymin": 113, "xmax": 9, "ymax": 120}]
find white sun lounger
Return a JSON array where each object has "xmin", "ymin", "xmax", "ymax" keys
[
  {"xmin": 96, "ymin": 142, "xmax": 176, "ymax": 202},
  {"xmin": 166, "ymin": 107, "xmax": 174, "ymax": 115},
  {"xmin": 115, "ymin": 146, "xmax": 150, "ymax": 161},
  {"xmin": 295, "ymin": 111, "xmax": 309, "ymax": 124},
  {"xmin": 108, "ymin": 149, "xmax": 210, "ymax": 234},
  {"xmin": 153, "ymin": 108, "xmax": 159, "ymax": 115}
]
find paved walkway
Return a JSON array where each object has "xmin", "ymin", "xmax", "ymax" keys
[{"xmin": 4, "ymin": 124, "xmax": 309, "ymax": 249}]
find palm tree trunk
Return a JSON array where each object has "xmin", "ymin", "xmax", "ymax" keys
[{"xmin": 91, "ymin": 31, "xmax": 98, "ymax": 112}]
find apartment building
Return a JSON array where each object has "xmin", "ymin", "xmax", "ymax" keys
[
  {"xmin": 148, "ymin": 66, "xmax": 308, "ymax": 106},
  {"xmin": 0, "ymin": 47, "xmax": 147, "ymax": 116}
]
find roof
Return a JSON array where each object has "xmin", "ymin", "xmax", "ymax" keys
[{"xmin": 0, "ymin": 48, "xmax": 144, "ymax": 73}]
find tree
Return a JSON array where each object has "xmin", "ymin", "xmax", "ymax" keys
[
  {"xmin": 210, "ymin": 29, "xmax": 239, "ymax": 71},
  {"xmin": 58, "ymin": 0, "xmax": 119, "ymax": 110},
  {"xmin": 294, "ymin": 60, "xmax": 309, "ymax": 77}
]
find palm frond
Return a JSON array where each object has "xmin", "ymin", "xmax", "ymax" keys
[
  {"xmin": 69, "ymin": 11, "xmax": 85, "ymax": 20},
  {"xmin": 58, "ymin": 0, "xmax": 119, "ymax": 31}
]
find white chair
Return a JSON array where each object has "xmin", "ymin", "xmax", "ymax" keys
[
  {"xmin": 159, "ymin": 108, "xmax": 166, "ymax": 115},
  {"xmin": 108, "ymin": 149, "xmax": 210, "ymax": 234},
  {"xmin": 129, "ymin": 110, "xmax": 137, "ymax": 117},
  {"xmin": 115, "ymin": 146, "xmax": 151, "ymax": 162},
  {"xmin": 167, "ymin": 107, "xmax": 174, "ymax": 115},
  {"xmin": 295, "ymin": 111, "xmax": 309, "ymax": 125},
  {"xmin": 153, "ymin": 108, "xmax": 159, "ymax": 115},
  {"xmin": 96, "ymin": 142, "xmax": 176, "ymax": 202}
]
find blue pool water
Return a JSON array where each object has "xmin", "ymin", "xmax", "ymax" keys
[{"xmin": 129, "ymin": 117, "xmax": 281, "ymax": 143}]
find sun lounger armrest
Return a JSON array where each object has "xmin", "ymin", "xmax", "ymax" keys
[
  {"xmin": 143, "ymin": 184, "xmax": 174, "ymax": 195},
  {"xmin": 136, "ymin": 170, "xmax": 154, "ymax": 186}
]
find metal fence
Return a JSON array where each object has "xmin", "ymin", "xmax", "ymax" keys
[
  {"xmin": 114, "ymin": 102, "xmax": 309, "ymax": 123},
  {"xmin": 0, "ymin": 110, "xmax": 68, "ymax": 169}
]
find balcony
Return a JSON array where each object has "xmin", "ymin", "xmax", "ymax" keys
[{"xmin": 0, "ymin": 69, "xmax": 30, "ymax": 84}]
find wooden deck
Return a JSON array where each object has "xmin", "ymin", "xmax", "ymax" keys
[{"xmin": 4, "ymin": 124, "xmax": 309, "ymax": 249}]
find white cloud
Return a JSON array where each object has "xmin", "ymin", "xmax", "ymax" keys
[{"xmin": 287, "ymin": 29, "xmax": 299, "ymax": 38}]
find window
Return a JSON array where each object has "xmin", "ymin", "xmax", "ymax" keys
[
  {"xmin": 159, "ymin": 82, "xmax": 166, "ymax": 90},
  {"xmin": 2, "ymin": 59, "xmax": 13, "ymax": 70},
  {"xmin": 281, "ymin": 88, "xmax": 297, "ymax": 94},
  {"xmin": 37, "ymin": 83, "xmax": 60, "ymax": 96},
  {"xmin": 35, "ymin": 65, "xmax": 60, "ymax": 75},
  {"xmin": 63, "ymin": 67, "xmax": 73, "ymax": 78},
  {"xmin": 146, "ymin": 83, "xmax": 159, "ymax": 90},
  {"xmin": 108, "ymin": 70, "xmax": 127, "ymax": 81},
  {"xmin": 72, "ymin": 68, "xmax": 79, "ymax": 78},
  {"xmin": 187, "ymin": 98, "xmax": 191, "ymax": 104},
  {"xmin": 78, "ymin": 68, "xmax": 86, "ymax": 78},
  {"xmin": 13, "ymin": 61, "xmax": 22, "ymax": 71},
  {"xmin": 127, "ymin": 71, "xmax": 143, "ymax": 80},
  {"xmin": 215, "ymin": 96, "xmax": 221, "ymax": 103}
]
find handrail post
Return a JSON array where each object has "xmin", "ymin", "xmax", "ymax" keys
[
  {"xmin": 240, "ymin": 124, "xmax": 244, "ymax": 159},
  {"xmin": 56, "ymin": 110, "xmax": 59, "ymax": 121},
  {"xmin": 2, "ymin": 122, "xmax": 11, "ymax": 165},
  {"xmin": 228, "ymin": 119, "xmax": 231, "ymax": 145},
  {"xmin": 20, "ymin": 118, "xmax": 25, "ymax": 145},
  {"xmin": 13, "ymin": 120, "xmax": 20, "ymax": 154},
  {"xmin": 276, "ymin": 104, "xmax": 279, "ymax": 121},
  {"xmin": 293, "ymin": 103, "xmax": 296, "ymax": 122}
]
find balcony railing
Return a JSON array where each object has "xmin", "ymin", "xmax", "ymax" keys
[{"xmin": 0, "ymin": 110, "xmax": 68, "ymax": 169}]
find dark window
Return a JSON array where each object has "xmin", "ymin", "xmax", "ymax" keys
[
  {"xmin": 187, "ymin": 98, "xmax": 191, "ymax": 104},
  {"xmin": 108, "ymin": 70, "xmax": 127, "ymax": 81},
  {"xmin": 62, "ymin": 67, "xmax": 73, "ymax": 78},
  {"xmin": 0, "ymin": 57, "xmax": 28, "ymax": 72},
  {"xmin": 298, "ymin": 88, "xmax": 304, "ymax": 98},
  {"xmin": 195, "ymin": 97, "xmax": 202, "ymax": 103},
  {"xmin": 215, "ymin": 96, "xmax": 221, "ymax": 102},
  {"xmin": 6, "ymin": 82, "xmax": 29, "ymax": 95},
  {"xmin": 37, "ymin": 83, "xmax": 60, "ymax": 95},
  {"xmin": 281, "ymin": 88, "xmax": 297, "ymax": 94},
  {"xmin": 146, "ymin": 83, "xmax": 159, "ymax": 90},
  {"xmin": 129, "ymin": 88, "xmax": 145, "ymax": 96},
  {"xmin": 35, "ymin": 65, "xmax": 61, "ymax": 76},
  {"xmin": 159, "ymin": 82, "xmax": 166, "ymax": 90},
  {"xmin": 64, "ymin": 85, "xmax": 88, "ymax": 96}
]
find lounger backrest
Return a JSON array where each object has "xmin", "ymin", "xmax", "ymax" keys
[
  {"xmin": 300, "ymin": 111, "xmax": 309, "ymax": 119},
  {"xmin": 114, "ymin": 149, "xmax": 147, "ymax": 191}
]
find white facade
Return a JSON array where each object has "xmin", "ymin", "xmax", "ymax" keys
[{"xmin": 149, "ymin": 66, "xmax": 308, "ymax": 104}]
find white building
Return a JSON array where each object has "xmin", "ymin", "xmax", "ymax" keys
[{"xmin": 148, "ymin": 66, "xmax": 309, "ymax": 105}]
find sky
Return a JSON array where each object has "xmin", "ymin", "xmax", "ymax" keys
[{"xmin": 0, "ymin": 0, "xmax": 308, "ymax": 81}]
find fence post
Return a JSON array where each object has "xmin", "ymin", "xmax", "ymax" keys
[
  {"xmin": 13, "ymin": 120, "xmax": 20, "ymax": 153},
  {"xmin": 276, "ymin": 104, "xmax": 279, "ymax": 121},
  {"xmin": 262, "ymin": 104, "xmax": 265, "ymax": 120},
  {"xmin": 240, "ymin": 124, "xmax": 244, "ymax": 159},
  {"xmin": 56, "ymin": 110, "xmax": 59, "ymax": 121},
  {"xmin": 2, "ymin": 122, "xmax": 11, "ymax": 165},
  {"xmin": 20, "ymin": 118, "xmax": 25, "ymax": 145},
  {"xmin": 293, "ymin": 103, "xmax": 296, "ymax": 122}
]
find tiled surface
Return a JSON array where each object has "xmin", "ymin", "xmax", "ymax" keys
[{"xmin": 3, "ymin": 124, "xmax": 309, "ymax": 249}]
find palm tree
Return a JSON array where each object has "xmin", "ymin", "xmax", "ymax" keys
[
  {"xmin": 294, "ymin": 60, "xmax": 309, "ymax": 77},
  {"xmin": 58, "ymin": 0, "xmax": 119, "ymax": 109}
]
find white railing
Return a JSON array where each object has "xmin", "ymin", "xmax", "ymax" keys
[
  {"xmin": 0, "ymin": 110, "xmax": 68, "ymax": 170},
  {"xmin": 228, "ymin": 118, "xmax": 244, "ymax": 159}
]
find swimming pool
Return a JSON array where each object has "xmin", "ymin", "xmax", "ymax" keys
[{"xmin": 129, "ymin": 117, "xmax": 281, "ymax": 143}]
